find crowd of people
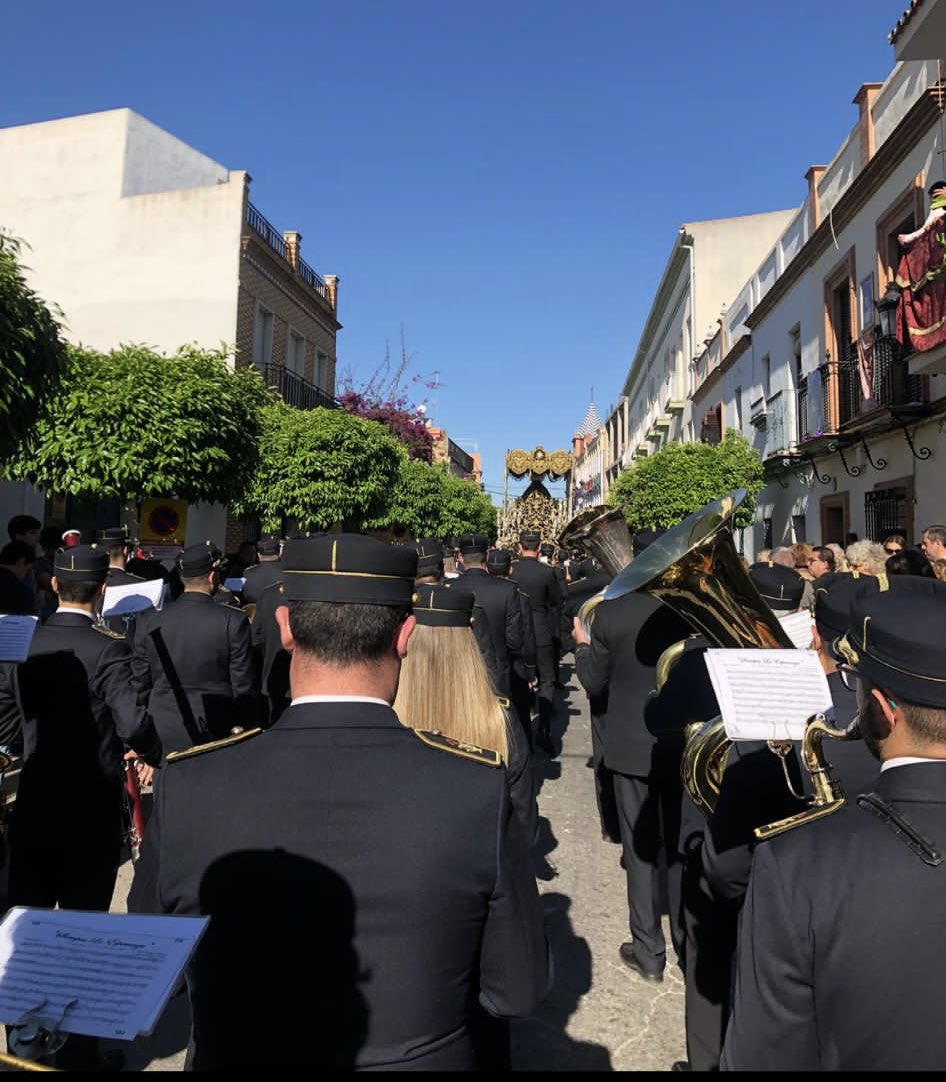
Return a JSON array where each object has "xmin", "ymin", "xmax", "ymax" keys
[{"xmin": 0, "ymin": 507, "xmax": 944, "ymax": 1070}]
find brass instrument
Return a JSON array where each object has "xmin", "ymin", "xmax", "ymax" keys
[
  {"xmin": 557, "ymin": 505, "xmax": 634, "ymax": 635},
  {"xmin": 605, "ymin": 488, "xmax": 850, "ymax": 834}
]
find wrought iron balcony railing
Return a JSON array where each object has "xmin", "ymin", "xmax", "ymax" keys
[{"xmin": 264, "ymin": 363, "xmax": 338, "ymax": 411}]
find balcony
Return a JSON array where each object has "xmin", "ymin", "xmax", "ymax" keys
[
  {"xmin": 245, "ymin": 202, "xmax": 329, "ymax": 303},
  {"xmin": 263, "ymin": 363, "xmax": 338, "ymax": 411}
]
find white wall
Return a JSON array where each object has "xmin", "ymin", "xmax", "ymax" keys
[{"xmin": 0, "ymin": 109, "xmax": 245, "ymax": 358}]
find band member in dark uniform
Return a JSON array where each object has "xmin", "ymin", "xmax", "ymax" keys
[
  {"xmin": 486, "ymin": 547, "xmax": 537, "ymax": 750},
  {"xmin": 0, "ymin": 544, "xmax": 159, "ymax": 1069},
  {"xmin": 131, "ymin": 541, "xmax": 260, "ymax": 756},
  {"xmin": 512, "ymin": 531, "xmax": 561, "ymax": 755},
  {"xmin": 97, "ymin": 525, "xmax": 148, "ymax": 636},
  {"xmin": 540, "ymin": 543, "xmax": 567, "ymax": 688},
  {"xmin": 573, "ymin": 528, "xmax": 691, "ymax": 982},
  {"xmin": 450, "ymin": 533, "xmax": 523, "ymax": 699},
  {"xmin": 240, "ymin": 536, "xmax": 283, "ymax": 607},
  {"xmin": 723, "ymin": 576, "xmax": 946, "ymax": 1070},
  {"xmin": 142, "ymin": 534, "xmax": 550, "ymax": 1071}
]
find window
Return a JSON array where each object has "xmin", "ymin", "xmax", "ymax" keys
[
  {"xmin": 287, "ymin": 329, "xmax": 305, "ymax": 376},
  {"xmin": 733, "ymin": 386, "xmax": 743, "ymax": 432},
  {"xmin": 823, "ymin": 249, "xmax": 857, "ymax": 430},
  {"xmin": 789, "ymin": 325, "xmax": 802, "ymax": 383},
  {"xmin": 761, "ymin": 355, "xmax": 771, "ymax": 400},
  {"xmin": 253, "ymin": 305, "xmax": 273, "ymax": 369},
  {"xmin": 763, "ymin": 517, "xmax": 773, "ymax": 550},
  {"xmin": 876, "ymin": 180, "xmax": 923, "ymax": 295},
  {"xmin": 858, "ymin": 274, "xmax": 874, "ymax": 333},
  {"xmin": 316, "ymin": 351, "xmax": 330, "ymax": 391},
  {"xmin": 792, "ymin": 514, "xmax": 806, "ymax": 543}
]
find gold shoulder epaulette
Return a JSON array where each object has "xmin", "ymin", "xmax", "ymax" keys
[
  {"xmin": 496, "ymin": 696, "xmax": 511, "ymax": 709},
  {"xmin": 411, "ymin": 729, "xmax": 502, "ymax": 767},
  {"xmin": 93, "ymin": 623, "xmax": 124, "ymax": 640},
  {"xmin": 166, "ymin": 727, "xmax": 263, "ymax": 763}
]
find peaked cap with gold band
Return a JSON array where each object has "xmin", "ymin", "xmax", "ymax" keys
[
  {"xmin": 832, "ymin": 576, "xmax": 946, "ymax": 708},
  {"xmin": 280, "ymin": 534, "xmax": 417, "ymax": 606},
  {"xmin": 178, "ymin": 540, "xmax": 225, "ymax": 577},
  {"xmin": 411, "ymin": 582, "xmax": 473, "ymax": 627},
  {"xmin": 748, "ymin": 561, "xmax": 805, "ymax": 611},
  {"xmin": 814, "ymin": 571, "xmax": 882, "ymax": 639},
  {"xmin": 53, "ymin": 544, "xmax": 109, "ymax": 582},
  {"xmin": 412, "ymin": 536, "xmax": 443, "ymax": 576}
]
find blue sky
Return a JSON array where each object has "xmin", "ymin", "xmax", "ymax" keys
[{"xmin": 3, "ymin": 1, "xmax": 899, "ymax": 504}]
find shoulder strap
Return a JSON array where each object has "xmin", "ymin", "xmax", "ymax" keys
[
  {"xmin": 857, "ymin": 791, "xmax": 944, "ymax": 866},
  {"xmin": 411, "ymin": 729, "xmax": 502, "ymax": 767},
  {"xmin": 166, "ymin": 727, "xmax": 263, "ymax": 763}
]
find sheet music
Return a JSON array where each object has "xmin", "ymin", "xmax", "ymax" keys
[
  {"xmin": 0, "ymin": 615, "xmax": 38, "ymax": 663},
  {"xmin": 102, "ymin": 578, "xmax": 166, "ymax": 617},
  {"xmin": 223, "ymin": 577, "xmax": 246, "ymax": 593},
  {"xmin": 0, "ymin": 908, "xmax": 208, "ymax": 1040},
  {"xmin": 777, "ymin": 609, "xmax": 814, "ymax": 649},
  {"xmin": 703, "ymin": 648, "xmax": 832, "ymax": 742}
]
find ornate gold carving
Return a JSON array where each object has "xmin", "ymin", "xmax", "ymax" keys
[{"xmin": 506, "ymin": 446, "xmax": 573, "ymax": 479}]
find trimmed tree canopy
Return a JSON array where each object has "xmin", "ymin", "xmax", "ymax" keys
[
  {"xmin": 235, "ymin": 402, "xmax": 407, "ymax": 533},
  {"xmin": 606, "ymin": 430, "xmax": 765, "ymax": 532},
  {"xmin": 4, "ymin": 344, "xmax": 271, "ymax": 503},
  {"xmin": 0, "ymin": 234, "xmax": 68, "ymax": 460},
  {"xmin": 371, "ymin": 458, "xmax": 496, "ymax": 539}
]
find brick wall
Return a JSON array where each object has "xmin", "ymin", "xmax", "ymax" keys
[{"xmin": 236, "ymin": 239, "xmax": 338, "ymax": 392}]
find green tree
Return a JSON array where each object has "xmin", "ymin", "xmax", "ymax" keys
[
  {"xmin": 371, "ymin": 458, "xmax": 496, "ymax": 538},
  {"xmin": 235, "ymin": 402, "xmax": 406, "ymax": 533},
  {"xmin": 606, "ymin": 430, "xmax": 764, "ymax": 532},
  {"xmin": 4, "ymin": 343, "xmax": 271, "ymax": 503},
  {"xmin": 0, "ymin": 234, "xmax": 68, "ymax": 460}
]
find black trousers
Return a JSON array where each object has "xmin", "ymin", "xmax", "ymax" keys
[
  {"xmin": 681, "ymin": 839, "xmax": 739, "ymax": 1071},
  {"xmin": 612, "ymin": 752, "xmax": 685, "ymax": 970},
  {"xmin": 534, "ymin": 643, "xmax": 555, "ymax": 731}
]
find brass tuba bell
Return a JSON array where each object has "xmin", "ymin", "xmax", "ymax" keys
[
  {"xmin": 605, "ymin": 489, "xmax": 853, "ymax": 833},
  {"xmin": 557, "ymin": 505, "xmax": 634, "ymax": 637}
]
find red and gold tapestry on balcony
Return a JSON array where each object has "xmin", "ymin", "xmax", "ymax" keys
[{"xmin": 895, "ymin": 226, "xmax": 946, "ymax": 352}]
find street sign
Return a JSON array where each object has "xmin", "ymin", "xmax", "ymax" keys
[{"xmin": 139, "ymin": 498, "xmax": 188, "ymax": 546}]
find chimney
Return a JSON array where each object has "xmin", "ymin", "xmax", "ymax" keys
[
  {"xmin": 805, "ymin": 165, "xmax": 827, "ymax": 234},
  {"xmin": 283, "ymin": 231, "xmax": 302, "ymax": 271},
  {"xmin": 325, "ymin": 274, "xmax": 339, "ymax": 312},
  {"xmin": 853, "ymin": 83, "xmax": 883, "ymax": 167}
]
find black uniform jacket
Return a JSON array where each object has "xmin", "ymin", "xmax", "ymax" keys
[
  {"xmin": 722, "ymin": 761, "xmax": 946, "ymax": 1070},
  {"xmin": 561, "ymin": 570, "xmax": 611, "ymax": 654},
  {"xmin": 250, "ymin": 579, "xmax": 290, "ymax": 723},
  {"xmin": 150, "ymin": 701, "xmax": 551, "ymax": 1071},
  {"xmin": 511, "ymin": 557, "xmax": 561, "ymax": 648},
  {"xmin": 131, "ymin": 592, "xmax": 260, "ymax": 755},
  {"xmin": 240, "ymin": 559, "xmax": 283, "ymax": 606},
  {"xmin": 573, "ymin": 592, "xmax": 691, "ymax": 776},
  {"xmin": 450, "ymin": 569, "xmax": 523, "ymax": 695},
  {"xmin": 0, "ymin": 612, "xmax": 158, "ymax": 836}
]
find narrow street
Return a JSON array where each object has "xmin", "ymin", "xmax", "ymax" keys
[{"xmin": 98, "ymin": 660, "xmax": 686, "ymax": 1072}]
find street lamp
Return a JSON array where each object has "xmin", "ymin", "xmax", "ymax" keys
[{"xmin": 875, "ymin": 285, "xmax": 901, "ymax": 341}]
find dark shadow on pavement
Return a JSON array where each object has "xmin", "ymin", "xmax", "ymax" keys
[
  {"xmin": 104, "ymin": 984, "xmax": 190, "ymax": 1070},
  {"xmin": 511, "ymin": 892, "xmax": 612, "ymax": 1071},
  {"xmin": 531, "ymin": 815, "xmax": 559, "ymax": 882}
]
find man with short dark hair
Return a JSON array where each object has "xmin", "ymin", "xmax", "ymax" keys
[
  {"xmin": 131, "ymin": 541, "xmax": 260, "ymax": 756},
  {"xmin": 723, "ymin": 576, "xmax": 946, "ymax": 1070},
  {"xmin": 144, "ymin": 534, "xmax": 550, "ymax": 1070},
  {"xmin": 6, "ymin": 514, "xmax": 41, "ymax": 615},
  {"xmin": 920, "ymin": 524, "xmax": 946, "ymax": 562},
  {"xmin": 0, "ymin": 541, "xmax": 36, "ymax": 615}
]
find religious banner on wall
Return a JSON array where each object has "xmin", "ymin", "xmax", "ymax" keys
[{"xmin": 895, "ymin": 226, "xmax": 946, "ymax": 352}]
